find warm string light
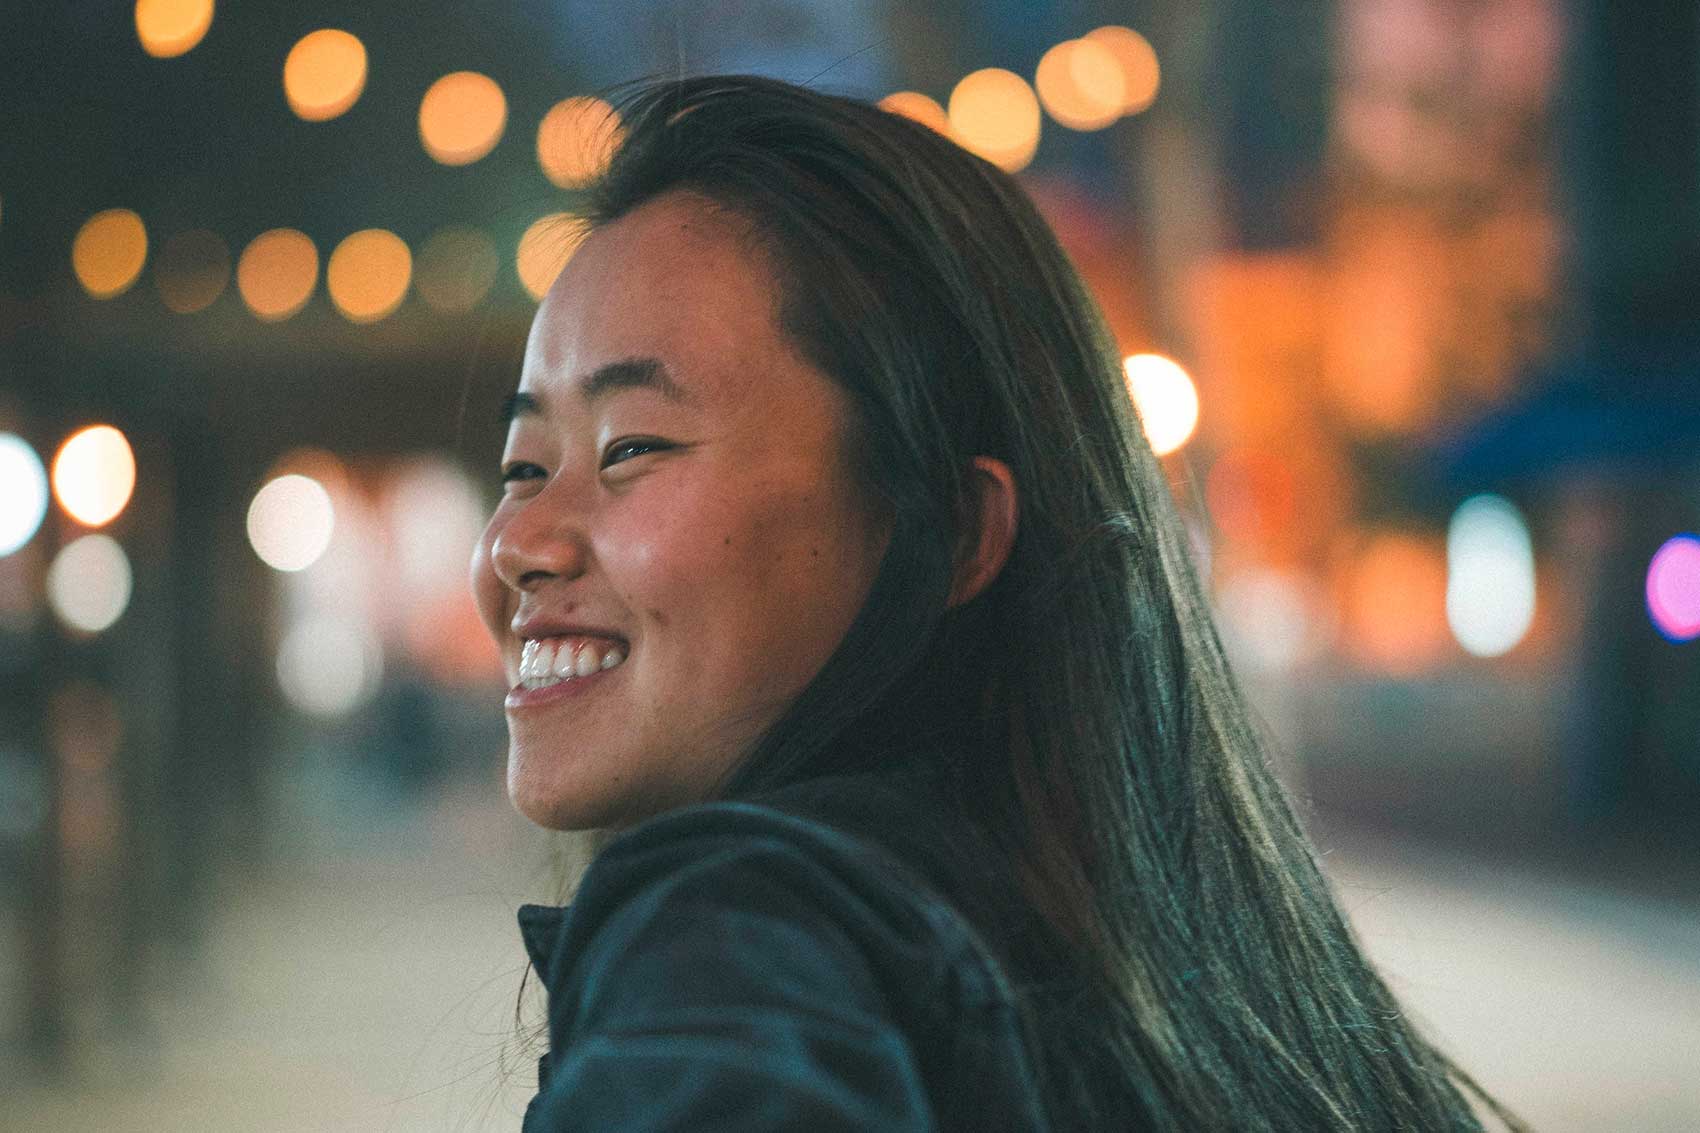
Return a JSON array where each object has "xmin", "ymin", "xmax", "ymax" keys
[
  {"xmin": 537, "ymin": 96, "xmax": 624, "ymax": 188},
  {"xmin": 73, "ymin": 210, "xmax": 148, "ymax": 299},
  {"xmin": 48, "ymin": 535, "xmax": 133, "ymax": 635},
  {"xmin": 52, "ymin": 426, "xmax": 136, "ymax": 528},
  {"xmin": 237, "ymin": 228, "xmax": 318, "ymax": 321},
  {"xmin": 284, "ymin": 29, "xmax": 367, "ymax": 121},
  {"xmin": 135, "ymin": 0, "xmax": 214, "ymax": 59},
  {"xmin": 416, "ymin": 226, "xmax": 498, "ymax": 314},
  {"xmin": 419, "ymin": 71, "xmax": 507, "ymax": 166},
  {"xmin": 155, "ymin": 229, "xmax": 230, "ymax": 314},
  {"xmin": 948, "ymin": 68, "xmax": 1041, "ymax": 172},
  {"xmin": 1123, "ymin": 354, "xmax": 1199, "ymax": 456},
  {"xmin": 517, "ymin": 214, "xmax": 589, "ymax": 301},
  {"xmin": 247, "ymin": 473, "xmax": 336, "ymax": 572},
  {"xmin": 327, "ymin": 229, "xmax": 412, "ymax": 323}
]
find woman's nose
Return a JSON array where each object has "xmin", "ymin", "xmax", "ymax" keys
[{"xmin": 487, "ymin": 490, "xmax": 589, "ymax": 591}]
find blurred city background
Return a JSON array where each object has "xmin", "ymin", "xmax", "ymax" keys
[{"xmin": 3, "ymin": 1, "xmax": 1698, "ymax": 1129}]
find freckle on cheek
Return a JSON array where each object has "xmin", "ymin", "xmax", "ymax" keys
[{"xmin": 648, "ymin": 608, "xmax": 667, "ymax": 626}]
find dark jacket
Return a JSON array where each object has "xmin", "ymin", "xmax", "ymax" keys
[{"xmin": 515, "ymin": 772, "xmax": 1055, "ymax": 1131}]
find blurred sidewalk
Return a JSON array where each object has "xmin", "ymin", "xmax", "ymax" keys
[{"xmin": 6, "ymin": 782, "xmax": 1699, "ymax": 1132}]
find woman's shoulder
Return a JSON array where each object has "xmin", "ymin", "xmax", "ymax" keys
[
  {"xmin": 517, "ymin": 775, "xmax": 1053, "ymax": 1131},
  {"xmin": 521, "ymin": 774, "xmax": 1015, "ymax": 1012}
]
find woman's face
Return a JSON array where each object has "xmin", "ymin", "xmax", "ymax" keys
[{"xmin": 472, "ymin": 192, "xmax": 892, "ymax": 831}]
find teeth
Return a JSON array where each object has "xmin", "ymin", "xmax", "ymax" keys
[{"xmin": 519, "ymin": 637, "xmax": 627, "ymax": 689}]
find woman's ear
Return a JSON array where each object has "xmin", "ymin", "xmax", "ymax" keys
[{"xmin": 947, "ymin": 455, "xmax": 1020, "ymax": 608}]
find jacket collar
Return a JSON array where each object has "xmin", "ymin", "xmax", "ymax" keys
[{"xmin": 516, "ymin": 902, "xmax": 568, "ymax": 976}]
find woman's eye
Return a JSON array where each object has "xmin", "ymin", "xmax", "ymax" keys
[
  {"xmin": 500, "ymin": 461, "xmax": 544, "ymax": 485},
  {"xmin": 602, "ymin": 438, "xmax": 670, "ymax": 468}
]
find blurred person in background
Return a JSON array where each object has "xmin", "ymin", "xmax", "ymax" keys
[{"xmin": 471, "ymin": 74, "xmax": 1527, "ymax": 1131}]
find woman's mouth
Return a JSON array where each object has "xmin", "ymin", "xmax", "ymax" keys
[{"xmin": 507, "ymin": 636, "xmax": 628, "ymax": 710}]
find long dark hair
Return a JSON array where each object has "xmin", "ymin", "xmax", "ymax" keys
[{"xmin": 560, "ymin": 73, "xmax": 1525, "ymax": 1131}]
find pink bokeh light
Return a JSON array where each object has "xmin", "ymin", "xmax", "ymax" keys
[{"xmin": 1646, "ymin": 535, "xmax": 1700, "ymax": 642}]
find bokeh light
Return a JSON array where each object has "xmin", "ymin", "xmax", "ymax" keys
[
  {"xmin": 537, "ymin": 96, "xmax": 624, "ymax": 188},
  {"xmin": 0, "ymin": 434, "xmax": 50, "ymax": 556},
  {"xmin": 879, "ymin": 91, "xmax": 950, "ymax": 134},
  {"xmin": 327, "ymin": 228, "xmax": 412, "ymax": 323},
  {"xmin": 52, "ymin": 425, "xmax": 136, "ymax": 528},
  {"xmin": 47, "ymin": 535, "xmax": 133, "ymax": 635},
  {"xmin": 1344, "ymin": 531, "xmax": 1450, "ymax": 673},
  {"xmin": 1035, "ymin": 38, "xmax": 1127, "ymax": 131},
  {"xmin": 247, "ymin": 474, "xmax": 335, "ymax": 572},
  {"xmin": 415, "ymin": 226, "xmax": 498, "ymax": 314},
  {"xmin": 1216, "ymin": 567, "xmax": 1316, "ymax": 671},
  {"xmin": 1446, "ymin": 494, "xmax": 1536, "ymax": 658},
  {"xmin": 948, "ymin": 68, "xmax": 1042, "ymax": 172},
  {"xmin": 419, "ymin": 71, "xmax": 506, "ymax": 166},
  {"xmin": 135, "ymin": 0, "xmax": 213, "ymax": 59},
  {"xmin": 266, "ymin": 446, "xmax": 350, "ymax": 499},
  {"xmin": 1085, "ymin": 25, "xmax": 1161, "ymax": 115},
  {"xmin": 283, "ymin": 29, "xmax": 367, "ymax": 122},
  {"xmin": 1123, "ymin": 353, "xmax": 1199, "ymax": 456},
  {"xmin": 1646, "ymin": 535, "xmax": 1700, "ymax": 642},
  {"xmin": 383, "ymin": 456, "xmax": 484, "ymax": 597},
  {"xmin": 154, "ymin": 228, "xmax": 230, "ymax": 314},
  {"xmin": 516, "ymin": 213, "xmax": 588, "ymax": 301},
  {"xmin": 276, "ymin": 615, "xmax": 383, "ymax": 717},
  {"xmin": 237, "ymin": 228, "xmax": 318, "ymax": 321},
  {"xmin": 1204, "ymin": 448, "xmax": 1298, "ymax": 546},
  {"xmin": 73, "ymin": 209, "xmax": 148, "ymax": 299},
  {"xmin": 50, "ymin": 680, "xmax": 124, "ymax": 777}
]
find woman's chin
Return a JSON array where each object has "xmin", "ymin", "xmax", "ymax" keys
[{"xmin": 507, "ymin": 753, "xmax": 639, "ymax": 832}]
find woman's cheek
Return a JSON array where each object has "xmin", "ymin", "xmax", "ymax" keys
[{"xmin": 470, "ymin": 522, "xmax": 507, "ymax": 643}]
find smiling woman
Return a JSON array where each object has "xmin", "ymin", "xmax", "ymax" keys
[
  {"xmin": 468, "ymin": 75, "xmax": 1526, "ymax": 1131},
  {"xmin": 473, "ymin": 197, "xmax": 894, "ymax": 832}
]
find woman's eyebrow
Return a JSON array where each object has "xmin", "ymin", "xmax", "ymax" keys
[
  {"xmin": 499, "ymin": 391, "xmax": 541, "ymax": 426},
  {"xmin": 580, "ymin": 357, "xmax": 691, "ymax": 404},
  {"xmin": 500, "ymin": 358, "xmax": 691, "ymax": 426}
]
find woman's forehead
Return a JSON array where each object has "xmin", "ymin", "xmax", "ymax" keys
[{"xmin": 522, "ymin": 197, "xmax": 795, "ymax": 404}]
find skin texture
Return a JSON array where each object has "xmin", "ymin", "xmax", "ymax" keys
[{"xmin": 472, "ymin": 192, "xmax": 895, "ymax": 831}]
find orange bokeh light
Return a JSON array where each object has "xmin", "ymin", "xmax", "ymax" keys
[
  {"xmin": 948, "ymin": 68, "xmax": 1042, "ymax": 172},
  {"xmin": 537, "ymin": 96, "xmax": 624, "ymax": 188},
  {"xmin": 1035, "ymin": 38, "xmax": 1126, "ymax": 131},
  {"xmin": 416, "ymin": 226, "xmax": 498, "ymax": 314},
  {"xmin": 516, "ymin": 214, "xmax": 589, "ymax": 301},
  {"xmin": 1205, "ymin": 448, "xmax": 1298, "ymax": 546},
  {"xmin": 879, "ymin": 91, "xmax": 950, "ymax": 134},
  {"xmin": 73, "ymin": 209, "xmax": 148, "ymax": 299},
  {"xmin": 419, "ymin": 72, "xmax": 507, "ymax": 166},
  {"xmin": 135, "ymin": 0, "xmax": 213, "ymax": 59},
  {"xmin": 237, "ymin": 228, "xmax": 319, "ymax": 321},
  {"xmin": 1342, "ymin": 531, "xmax": 1450, "ymax": 674},
  {"xmin": 154, "ymin": 228, "xmax": 230, "ymax": 314},
  {"xmin": 52, "ymin": 425, "xmax": 137, "ymax": 528},
  {"xmin": 327, "ymin": 229, "xmax": 412, "ymax": 323},
  {"xmin": 1085, "ymin": 25, "xmax": 1161, "ymax": 116},
  {"xmin": 283, "ymin": 29, "xmax": 367, "ymax": 122}
]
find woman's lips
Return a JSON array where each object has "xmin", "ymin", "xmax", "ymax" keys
[{"xmin": 505, "ymin": 660, "xmax": 623, "ymax": 710}]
